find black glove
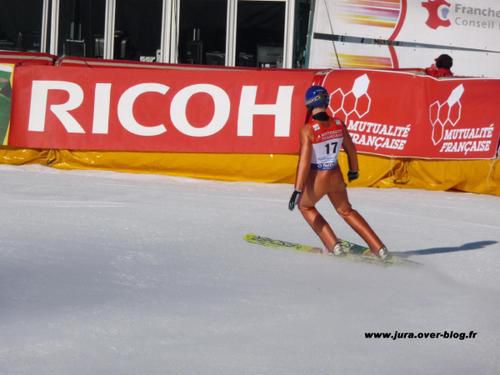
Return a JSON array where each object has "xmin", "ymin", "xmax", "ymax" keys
[
  {"xmin": 347, "ymin": 170, "xmax": 359, "ymax": 182},
  {"xmin": 288, "ymin": 190, "xmax": 301, "ymax": 211}
]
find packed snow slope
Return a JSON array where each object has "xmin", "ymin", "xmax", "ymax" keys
[{"xmin": 0, "ymin": 165, "xmax": 499, "ymax": 375}]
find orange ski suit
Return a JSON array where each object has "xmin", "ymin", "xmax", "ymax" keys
[{"xmin": 293, "ymin": 114, "xmax": 385, "ymax": 255}]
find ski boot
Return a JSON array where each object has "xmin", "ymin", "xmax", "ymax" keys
[
  {"xmin": 377, "ymin": 246, "xmax": 391, "ymax": 261},
  {"xmin": 329, "ymin": 242, "xmax": 347, "ymax": 257}
]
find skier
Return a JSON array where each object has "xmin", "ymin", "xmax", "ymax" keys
[{"xmin": 288, "ymin": 85, "xmax": 390, "ymax": 260}]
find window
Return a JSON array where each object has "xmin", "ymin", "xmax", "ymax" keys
[
  {"xmin": 236, "ymin": 1, "xmax": 285, "ymax": 68},
  {"xmin": 178, "ymin": 0, "xmax": 227, "ymax": 65},
  {"xmin": 293, "ymin": 0, "xmax": 313, "ymax": 68},
  {"xmin": 58, "ymin": 0, "xmax": 106, "ymax": 57},
  {"xmin": 0, "ymin": 0, "xmax": 44, "ymax": 52},
  {"xmin": 114, "ymin": 0, "xmax": 162, "ymax": 61}
]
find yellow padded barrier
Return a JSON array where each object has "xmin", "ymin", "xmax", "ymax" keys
[
  {"xmin": 403, "ymin": 159, "xmax": 499, "ymax": 195},
  {"xmin": 44, "ymin": 150, "xmax": 398, "ymax": 186},
  {"xmin": 0, "ymin": 147, "xmax": 498, "ymax": 195},
  {"xmin": 44, "ymin": 150, "xmax": 298, "ymax": 183},
  {"xmin": 0, "ymin": 147, "xmax": 48, "ymax": 165}
]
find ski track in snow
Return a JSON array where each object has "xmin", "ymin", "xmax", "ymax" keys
[{"xmin": 0, "ymin": 164, "xmax": 499, "ymax": 375}]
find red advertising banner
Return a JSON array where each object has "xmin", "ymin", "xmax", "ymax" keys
[
  {"xmin": 320, "ymin": 69, "xmax": 500, "ymax": 159},
  {"xmin": 9, "ymin": 66, "xmax": 314, "ymax": 153},
  {"xmin": 8, "ymin": 65, "xmax": 500, "ymax": 159}
]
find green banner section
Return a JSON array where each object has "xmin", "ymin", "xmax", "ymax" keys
[{"xmin": 0, "ymin": 64, "xmax": 14, "ymax": 145}]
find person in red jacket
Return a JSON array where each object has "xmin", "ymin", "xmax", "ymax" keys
[
  {"xmin": 425, "ymin": 54, "xmax": 454, "ymax": 78},
  {"xmin": 288, "ymin": 85, "xmax": 390, "ymax": 260}
]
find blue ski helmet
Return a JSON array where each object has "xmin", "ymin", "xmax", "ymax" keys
[{"xmin": 305, "ymin": 85, "xmax": 329, "ymax": 109}]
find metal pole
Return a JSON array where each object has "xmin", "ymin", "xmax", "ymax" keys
[
  {"xmin": 49, "ymin": 0, "xmax": 60, "ymax": 55},
  {"xmin": 103, "ymin": 0, "xmax": 116, "ymax": 59},
  {"xmin": 284, "ymin": 0, "xmax": 296, "ymax": 68},
  {"xmin": 159, "ymin": 0, "xmax": 171, "ymax": 63},
  {"xmin": 225, "ymin": 0, "xmax": 237, "ymax": 66},
  {"xmin": 40, "ymin": 0, "xmax": 50, "ymax": 52}
]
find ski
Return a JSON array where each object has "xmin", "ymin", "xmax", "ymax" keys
[{"xmin": 244, "ymin": 233, "xmax": 420, "ymax": 267}]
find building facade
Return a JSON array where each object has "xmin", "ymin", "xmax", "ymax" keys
[{"xmin": 0, "ymin": 0, "xmax": 313, "ymax": 68}]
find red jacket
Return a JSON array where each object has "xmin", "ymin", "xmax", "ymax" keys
[{"xmin": 425, "ymin": 65, "xmax": 453, "ymax": 78}]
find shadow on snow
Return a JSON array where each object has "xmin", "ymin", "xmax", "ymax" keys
[{"xmin": 393, "ymin": 240, "xmax": 498, "ymax": 258}]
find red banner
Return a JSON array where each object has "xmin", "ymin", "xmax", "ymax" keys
[
  {"xmin": 320, "ymin": 69, "xmax": 500, "ymax": 159},
  {"xmin": 8, "ymin": 66, "xmax": 500, "ymax": 159},
  {"xmin": 9, "ymin": 66, "xmax": 314, "ymax": 153}
]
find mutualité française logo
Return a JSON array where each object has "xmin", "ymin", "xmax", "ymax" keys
[
  {"xmin": 429, "ymin": 84, "xmax": 463, "ymax": 145},
  {"xmin": 328, "ymin": 74, "xmax": 411, "ymax": 153},
  {"xmin": 429, "ymin": 84, "xmax": 495, "ymax": 156},
  {"xmin": 328, "ymin": 74, "xmax": 371, "ymax": 124}
]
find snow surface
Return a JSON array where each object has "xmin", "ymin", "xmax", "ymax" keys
[{"xmin": 0, "ymin": 164, "xmax": 499, "ymax": 375}]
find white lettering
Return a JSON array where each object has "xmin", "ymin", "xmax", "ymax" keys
[
  {"xmin": 237, "ymin": 85, "xmax": 294, "ymax": 137},
  {"xmin": 346, "ymin": 120, "xmax": 411, "ymax": 138},
  {"xmin": 440, "ymin": 140, "xmax": 491, "ymax": 155},
  {"xmin": 92, "ymin": 83, "xmax": 112, "ymax": 134},
  {"xmin": 443, "ymin": 125, "xmax": 495, "ymax": 140},
  {"xmin": 117, "ymin": 83, "xmax": 168, "ymax": 136},
  {"xmin": 170, "ymin": 84, "xmax": 230, "ymax": 137},
  {"xmin": 28, "ymin": 80, "xmax": 85, "ymax": 133},
  {"xmin": 28, "ymin": 81, "xmax": 298, "ymax": 141}
]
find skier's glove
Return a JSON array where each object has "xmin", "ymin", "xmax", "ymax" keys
[
  {"xmin": 288, "ymin": 190, "xmax": 301, "ymax": 211},
  {"xmin": 347, "ymin": 170, "xmax": 359, "ymax": 182}
]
